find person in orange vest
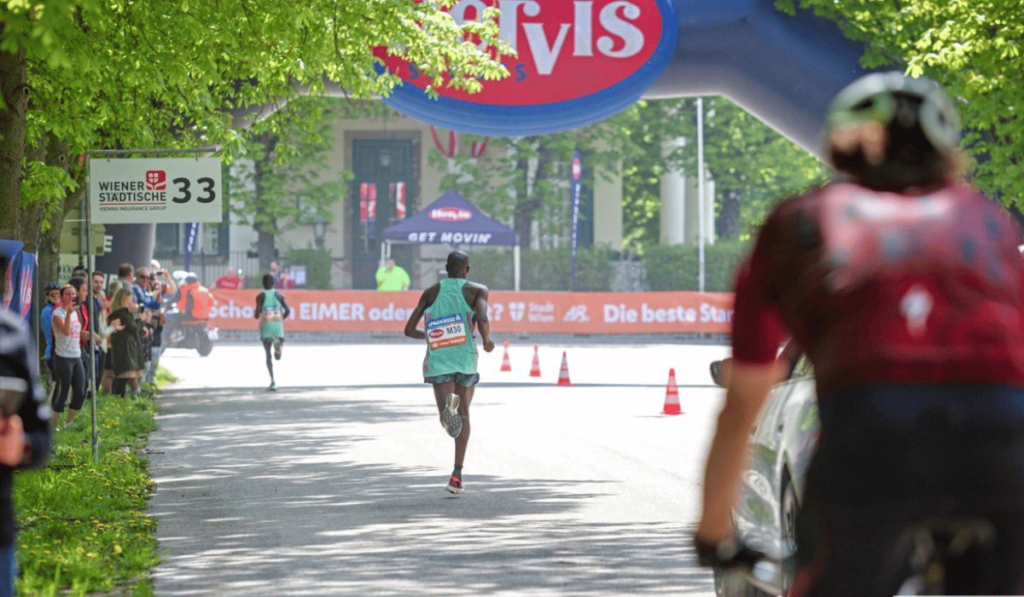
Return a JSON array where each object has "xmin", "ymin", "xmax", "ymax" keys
[
  {"xmin": 176, "ymin": 275, "xmax": 214, "ymax": 320},
  {"xmin": 168, "ymin": 274, "xmax": 215, "ymax": 342}
]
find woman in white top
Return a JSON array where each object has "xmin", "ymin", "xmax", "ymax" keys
[{"xmin": 51, "ymin": 284, "xmax": 86, "ymax": 430}]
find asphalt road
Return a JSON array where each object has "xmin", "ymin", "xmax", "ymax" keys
[{"xmin": 147, "ymin": 341, "xmax": 729, "ymax": 596}]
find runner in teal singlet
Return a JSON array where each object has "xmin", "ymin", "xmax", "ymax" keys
[
  {"xmin": 404, "ymin": 251, "xmax": 495, "ymax": 494},
  {"xmin": 254, "ymin": 273, "xmax": 290, "ymax": 392}
]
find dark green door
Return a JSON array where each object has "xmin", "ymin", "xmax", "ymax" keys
[{"xmin": 351, "ymin": 139, "xmax": 416, "ymax": 289}]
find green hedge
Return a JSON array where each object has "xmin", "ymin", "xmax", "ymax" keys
[
  {"xmin": 286, "ymin": 248, "xmax": 333, "ymax": 289},
  {"xmin": 465, "ymin": 249, "xmax": 515, "ymax": 290},
  {"xmin": 467, "ymin": 242, "xmax": 749, "ymax": 292},
  {"xmin": 641, "ymin": 241, "xmax": 750, "ymax": 291},
  {"xmin": 467, "ymin": 246, "xmax": 616, "ymax": 291}
]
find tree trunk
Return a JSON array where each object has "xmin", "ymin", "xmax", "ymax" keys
[
  {"xmin": 0, "ymin": 39, "xmax": 28, "ymax": 241},
  {"xmin": 32, "ymin": 136, "xmax": 75, "ymax": 287},
  {"xmin": 717, "ymin": 189, "xmax": 741, "ymax": 240},
  {"xmin": 253, "ymin": 140, "xmax": 277, "ymax": 271},
  {"xmin": 19, "ymin": 135, "xmax": 46, "ymax": 253}
]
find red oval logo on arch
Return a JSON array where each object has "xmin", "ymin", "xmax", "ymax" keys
[{"xmin": 377, "ymin": 0, "xmax": 670, "ymax": 106}]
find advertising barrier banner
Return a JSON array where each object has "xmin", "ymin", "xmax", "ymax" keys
[{"xmin": 209, "ymin": 290, "xmax": 734, "ymax": 334}]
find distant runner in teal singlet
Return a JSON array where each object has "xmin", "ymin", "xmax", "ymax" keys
[
  {"xmin": 404, "ymin": 250, "xmax": 495, "ymax": 495},
  {"xmin": 254, "ymin": 273, "xmax": 291, "ymax": 392}
]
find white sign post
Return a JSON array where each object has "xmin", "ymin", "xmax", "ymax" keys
[
  {"xmin": 89, "ymin": 157, "xmax": 222, "ymax": 224},
  {"xmin": 84, "ymin": 151, "xmax": 220, "ymax": 462}
]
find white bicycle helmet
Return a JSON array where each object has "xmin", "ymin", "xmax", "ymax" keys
[{"xmin": 827, "ymin": 71, "xmax": 961, "ymax": 152}]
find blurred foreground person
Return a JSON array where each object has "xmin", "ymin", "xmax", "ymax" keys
[
  {"xmin": 695, "ymin": 72, "xmax": 1024, "ymax": 596},
  {"xmin": 0, "ymin": 256, "xmax": 52, "ymax": 597}
]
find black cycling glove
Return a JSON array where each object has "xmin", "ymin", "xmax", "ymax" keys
[{"xmin": 693, "ymin": 534, "xmax": 767, "ymax": 569}]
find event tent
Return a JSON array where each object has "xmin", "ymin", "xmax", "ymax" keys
[{"xmin": 382, "ymin": 190, "xmax": 521, "ymax": 290}]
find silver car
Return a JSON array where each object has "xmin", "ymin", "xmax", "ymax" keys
[{"xmin": 709, "ymin": 353, "xmax": 818, "ymax": 597}]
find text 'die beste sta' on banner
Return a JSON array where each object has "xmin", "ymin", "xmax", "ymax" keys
[{"xmin": 208, "ymin": 290, "xmax": 734, "ymax": 334}]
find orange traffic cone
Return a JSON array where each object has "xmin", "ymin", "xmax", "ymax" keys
[
  {"xmin": 500, "ymin": 341, "xmax": 512, "ymax": 372},
  {"xmin": 556, "ymin": 351, "xmax": 572, "ymax": 386},
  {"xmin": 662, "ymin": 368, "xmax": 682, "ymax": 415},
  {"xmin": 529, "ymin": 344, "xmax": 542, "ymax": 377}
]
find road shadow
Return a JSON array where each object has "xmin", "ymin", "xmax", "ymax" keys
[{"xmin": 148, "ymin": 387, "xmax": 714, "ymax": 596}]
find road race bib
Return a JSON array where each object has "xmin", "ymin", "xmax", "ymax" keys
[
  {"xmin": 263, "ymin": 306, "xmax": 284, "ymax": 322},
  {"xmin": 426, "ymin": 313, "xmax": 468, "ymax": 350}
]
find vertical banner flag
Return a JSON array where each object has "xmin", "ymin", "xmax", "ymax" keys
[
  {"xmin": 359, "ymin": 183, "xmax": 369, "ymax": 225},
  {"xmin": 367, "ymin": 184, "xmax": 377, "ymax": 225},
  {"xmin": 183, "ymin": 222, "xmax": 200, "ymax": 271},
  {"xmin": 12, "ymin": 251, "xmax": 35, "ymax": 323},
  {"xmin": 392, "ymin": 182, "xmax": 407, "ymax": 220},
  {"xmin": 570, "ymin": 151, "xmax": 582, "ymax": 291},
  {"xmin": 1, "ymin": 249, "xmax": 35, "ymax": 324}
]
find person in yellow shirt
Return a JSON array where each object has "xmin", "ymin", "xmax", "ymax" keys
[{"xmin": 375, "ymin": 259, "xmax": 411, "ymax": 291}]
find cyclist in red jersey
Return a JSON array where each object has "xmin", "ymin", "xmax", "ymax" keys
[{"xmin": 694, "ymin": 71, "xmax": 1024, "ymax": 596}]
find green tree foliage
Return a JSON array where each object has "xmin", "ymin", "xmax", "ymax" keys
[
  {"xmin": 778, "ymin": 0, "xmax": 1024, "ymax": 208},
  {"xmin": 225, "ymin": 97, "xmax": 350, "ymax": 270},
  {"xmin": 698, "ymin": 98, "xmax": 829, "ymax": 238},
  {"xmin": 617, "ymin": 98, "xmax": 827, "ymax": 251},
  {"xmin": 617, "ymin": 100, "xmax": 688, "ymax": 252},
  {"xmin": 0, "ymin": 0, "xmax": 509, "ymax": 282}
]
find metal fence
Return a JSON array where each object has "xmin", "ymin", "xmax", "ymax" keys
[
  {"xmin": 155, "ymin": 251, "xmax": 261, "ymax": 288},
  {"xmin": 156, "ymin": 251, "xmax": 647, "ymax": 291},
  {"xmin": 611, "ymin": 259, "xmax": 647, "ymax": 292}
]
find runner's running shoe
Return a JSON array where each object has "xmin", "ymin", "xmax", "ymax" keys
[
  {"xmin": 441, "ymin": 393, "xmax": 462, "ymax": 438},
  {"xmin": 273, "ymin": 338, "xmax": 283, "ymax": 360},
  {"xmin": 268, "ymin": 381, "xmax": 276, "ymax": 392},
  {"xmin": 445, "ymin": 476, "xmax": 463, "ymax": 495}
]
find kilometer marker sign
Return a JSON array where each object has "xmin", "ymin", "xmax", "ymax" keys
[{"xmin": 90, "ymin": 157, "xmax": 223, "ymax": 224}]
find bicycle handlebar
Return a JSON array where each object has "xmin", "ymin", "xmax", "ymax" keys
[{"xmin": 694, "ymin": 535, "xmax": 795, "ymax": 596}]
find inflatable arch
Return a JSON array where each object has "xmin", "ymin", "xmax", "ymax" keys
[{"xmin": 377, "ymin": 0, "xmax": 871, "ymax": 152}]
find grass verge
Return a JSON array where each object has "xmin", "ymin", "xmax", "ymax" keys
[{"xmin": 12, "ymin": 367, "xmax": 176, "ymax": 596}]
